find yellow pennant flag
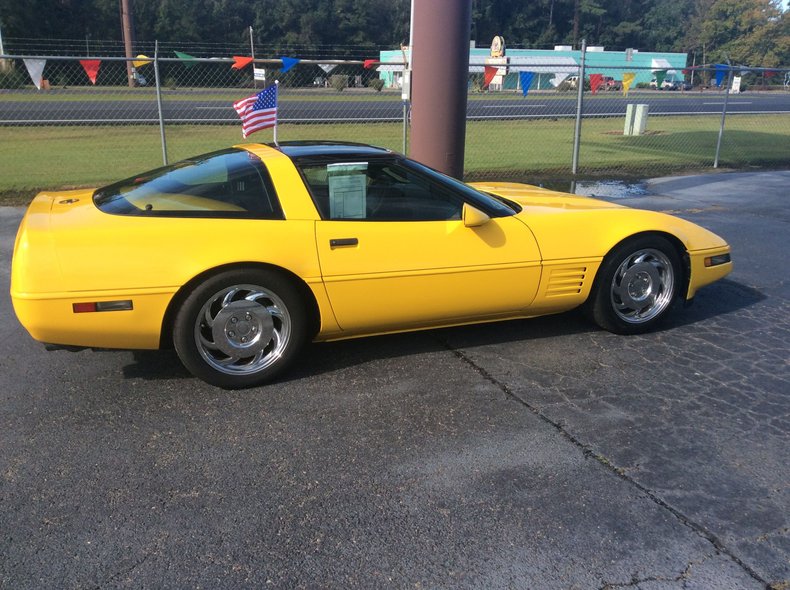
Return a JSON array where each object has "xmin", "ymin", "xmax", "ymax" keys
[
  {"xmin": 133, "ymin": 54, "xmax": 152, "ymax": 68},
  {"xmin": 622, "ymin": 72, "xmax": 636, "ymax": 97}
]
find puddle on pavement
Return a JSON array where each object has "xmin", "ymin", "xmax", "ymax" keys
[
  {"xmin": 573, "ymin": 180, "xmax": 650, "ymax": 200},
  {"xmin": 538, "ymin": 179, "xmax": 650, "ymax": 200}
]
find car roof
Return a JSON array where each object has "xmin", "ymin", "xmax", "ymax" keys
[{"xmin": 268, "ymin": 141, "xmax": 394, "ymax": 160}]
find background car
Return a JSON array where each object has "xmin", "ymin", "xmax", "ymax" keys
[
  {"xmin": 602, "ymin": 76, "xmax": 621, "ymax": 91},
  {"xmin": 650, "ymin": 75, "xmax": 692, "ymax": 90},
  {"xmin": 11, "ymin": 142, "xmax": 733, "ymax": 389}
]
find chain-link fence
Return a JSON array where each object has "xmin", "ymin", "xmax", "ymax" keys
[{"xmin": 1, "ymin": 50, "xmax": 788, "ymax": 198}]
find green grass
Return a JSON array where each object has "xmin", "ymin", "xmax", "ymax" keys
[
  {"xmin": 2, "ymin": 86, "xmax": 765, "ymax": 103},
  {"xmin": 1, "ymin": 114, "xmax": 788, "ymax": 205}
]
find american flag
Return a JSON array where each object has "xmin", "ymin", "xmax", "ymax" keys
[{"xmin": 233, "ymin": 84, "xmax": 278, "ymax": 138}]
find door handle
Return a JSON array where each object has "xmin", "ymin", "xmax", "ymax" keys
[{"xmin": 329, "ymin": 238, "xmax": 358, "ymax": 248}]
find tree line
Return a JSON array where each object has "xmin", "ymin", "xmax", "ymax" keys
[{"xmin": 1, "ymin": 0, "xmax": 788, "ymax": 65}]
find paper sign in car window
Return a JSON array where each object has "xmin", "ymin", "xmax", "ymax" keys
[{"xmin": 327, "ymin": 162, "xmax": 368, "ymax": 219}]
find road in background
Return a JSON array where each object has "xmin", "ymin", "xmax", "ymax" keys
[{"xmin": 1, "ymin": 91, "xmax": 789, "ymax": 124}]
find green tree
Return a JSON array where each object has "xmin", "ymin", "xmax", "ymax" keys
[{"xmin": 691, "ymin": 0, "xmax": 787, "ymax": 64}]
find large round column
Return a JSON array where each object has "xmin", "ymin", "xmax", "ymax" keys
[{"xmin": 408, "ymin": 0, "xmax": 472, "ymax": 179}]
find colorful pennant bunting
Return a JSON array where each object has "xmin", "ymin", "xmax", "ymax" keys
[
  {"xmin": 23, "ymin": 58, "xmax": 46, "ymax": 90},
  {"xmin": 714, "ymin": 64, "xmax": 727, "ymax": 87},
  {"xmin": 654, "ymin": 70, "xmax": 667, "ymax": 88},
  {"xmin": 622, "ymin": 72, "xmax": 635, "ymax": 97},
  {"xmin": 319, "ymin": 64, "xmax": 337, "ymax": 75},
  {"xmin": 232, "ymin": 56, "xmax": 254, "ymax": 70},
  {"xmin": 363, "ymin": 59, "xmax": 377, "ymax": 70},
  {"xmin": 519, "ymin": 71, "xmax": 535, "ymax": 97},
  {"xmin": 550, "ymin": 73, "xmax": 569, "ymax": 87},
  {"xmin": 174, "ymin": 51, "xmax": 197, "ymax": 68},
  {"xmin": 79, "ymin": 59, "xmax": 101, "ymax": 85},
  {"xmin": 483, "ymin": 65, "xmax": 497, "ymax": 89},
  {"xmin": 279, "ymin": 57, "xmax": 300, "ymax": 73},
  {"xmin": 589, "ymin": 73, "xmax": 603, "ymax": 94},
  {"xmin": 133, "ymin": 54, "xmax": 152, "ymax": 68}
]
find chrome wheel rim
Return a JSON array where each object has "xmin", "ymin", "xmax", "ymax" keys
[
  {"xmin": 610, "ymin": 248, "xmax": 675, "ymax": 324},
  {"xmin": 195, "ymin": 284, "xmax": 291, "ymax": 376}
]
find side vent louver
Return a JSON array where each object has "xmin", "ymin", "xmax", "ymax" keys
[{"xmin": 545, "ymin": 267, "xmax": 587, "ymax": 297}]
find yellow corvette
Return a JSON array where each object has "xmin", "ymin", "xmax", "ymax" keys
[{"xmin": 11, "ymin": 142, "xmax": 732, "ymax": 388}]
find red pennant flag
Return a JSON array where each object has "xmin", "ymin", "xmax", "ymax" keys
[
  {"xmin": 79, "ymin": 59, "xmax": 101, "ymax": 85},
  {"xmin": 589, "ymin": 73, "xmax": 603, "ymax": 94},
  {"xmin": 363, "ymin": 59, "xmax": 377, "ymax": 70},
  {"xmin": 232, "ymin": 56, "xmax": 254, "ymax": 70},
  {"xmin": 764, "ymin": 70, "xmax": 777, "ymax": 78},
  {"xmin": 682, "ymin": 69, "xmax": 690, "ymax": 75},
  {"xmin": 483, "ymin": 65, "xmax": 498, "ymax": 89}
]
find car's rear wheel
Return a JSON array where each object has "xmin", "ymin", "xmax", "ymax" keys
[
  {"xmin": 586, "ymin": 236, "xmax": 681, "ymax": 334},
  {"xmin": 173, "ymin": 269, "xmax": 308, "ymax": 389}
]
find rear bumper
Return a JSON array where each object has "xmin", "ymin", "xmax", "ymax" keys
[{"xmin": 11, "ymin": 289, "xmax": 176, "ymax": 350}]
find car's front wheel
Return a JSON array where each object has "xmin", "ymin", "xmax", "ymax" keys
[
  {"xmin": 173, "ymin": 269, "xmax": 309, "ymax": 389},
  {"xmin": 586, "ymin": 236, "xmax": 681, "ymax": 335}
]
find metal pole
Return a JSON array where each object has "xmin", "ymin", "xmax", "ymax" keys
[
  {"xmin": 690, "ymin": 51, "xmax": 696, "ymax": 88},
  {"xmin": 571, "ymin": 39, "xmax": 586, "ymax": 175},
  {"xmin": 273, "ymin": 81, "xmax": 279, "ymax": 146},
  {"xmin": 250, "ymin": 26, "xmax": 258, "ymax": 89},
  {"xmin": 714, "ymin": 62, "xmax": 732, "ymax": 169},
  {"xmin": 153, "ymin": 41, "xmax": 168, "ymax": 165},
  {"xmin": 402, "ymin": 102, "xmax": 408, "ymax": 153}
]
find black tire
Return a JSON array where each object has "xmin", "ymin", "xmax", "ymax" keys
[
  {"xmin": 585, "ymin": 236, "xmax": 681, "ymax": 335},
  {"xmin": 173, "ymin": 268, "xmax": 309, "ymax": 389}
]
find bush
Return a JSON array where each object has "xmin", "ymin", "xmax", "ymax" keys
[
  {"xmin": 367, "ymin": 78, "xmax": 385, "ymax": 92},
  {"xmin": 330, "ymin": 74, "xmax": 348, "ymax": 92},
  {"xmin": 0, "ymin": 67, "xmax": 26, "ymax": 89}
]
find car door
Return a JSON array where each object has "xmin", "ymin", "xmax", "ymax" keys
[{"xmin": 305, "ymin": 157, "xmax": 542, "ymax": 333}]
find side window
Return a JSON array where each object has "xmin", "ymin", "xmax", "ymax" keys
[
  {"xmin": 94, "ymin": 149, "xmax": 284, "ymax": 219},
  {"xmin": 299, "ymin": 159, "xmax": 463, "ymax": 221}
]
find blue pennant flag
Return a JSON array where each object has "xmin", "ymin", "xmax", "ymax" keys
[
  {"xmin": 519, "ymin": 71, "xmax": 535, "ymax": 97},
  {"xmin": 280, "ymin": 56, "xmax": 300, "ymax": 73},
  {"xmin": 714, "ymin": 64, "xmax": 728, "ymax": 87}
]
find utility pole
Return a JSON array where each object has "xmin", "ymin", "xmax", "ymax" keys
[{"xmin": 120, "ymin": 0, "xmax": 135, "ymax": 87}]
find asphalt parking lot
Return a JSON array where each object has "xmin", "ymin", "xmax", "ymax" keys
[{"xmin": 1, "ymin": 171, "xmax": 788, "ymax": 589}]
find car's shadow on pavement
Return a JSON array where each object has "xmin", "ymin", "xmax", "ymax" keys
[{"xmin": 122, "ymin": 278, "xmax": 765, "ymax": 386}]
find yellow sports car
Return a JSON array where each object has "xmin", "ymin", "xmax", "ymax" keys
[{"xmin": 11, "ymin": 142, "xmax": 732, "ymax": 389}]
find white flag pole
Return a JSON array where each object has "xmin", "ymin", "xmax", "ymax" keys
[{"xmin": 273, "ymin": 80, "xmax": 280, "ymax": 146}]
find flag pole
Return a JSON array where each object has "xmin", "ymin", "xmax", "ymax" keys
[{"xmin": 273, "ymin": 80, "xmax": 280, "ymax": 147}]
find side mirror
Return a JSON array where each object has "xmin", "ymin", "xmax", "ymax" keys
[{"xmin": 462, "ymin": 204, "xmax": 491, "ymax": 228}]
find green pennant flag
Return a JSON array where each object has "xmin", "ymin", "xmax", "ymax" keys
[
  {"xmin": 175, "ymin": 51, "xmax": 197, "ymax": 68},
  {"xmin": 654, "ymin": 70, "xmax": 667, "ymax": 88}
]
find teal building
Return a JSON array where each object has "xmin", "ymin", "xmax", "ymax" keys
[{"xmin": 378, "ymin": 46, "xmax": 688, "ymax": 91}]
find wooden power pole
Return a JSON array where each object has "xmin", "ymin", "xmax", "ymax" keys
[{"xmin": 120, "ymin": 0, "xmax": 135, "ymax": 87}]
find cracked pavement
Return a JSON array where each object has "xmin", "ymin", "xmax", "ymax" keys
[{"xmin": 1, "ymin": 170, "xmax": 788, "ymax": 589}]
